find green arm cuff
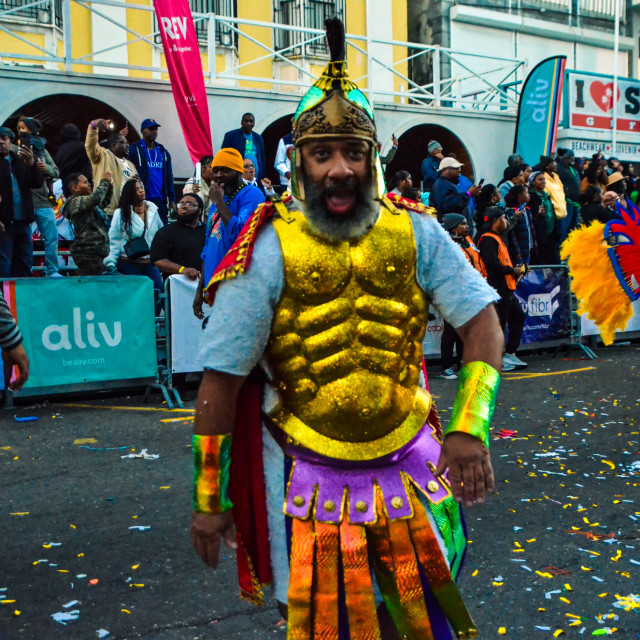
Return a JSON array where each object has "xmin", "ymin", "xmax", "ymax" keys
[
  {"xmin": 193, "ymin": 434, "xmax": 233, "ymax": 514},
  {"xmin": 443, "ymin": 361, "xmax": 500, "ymax": 449}
]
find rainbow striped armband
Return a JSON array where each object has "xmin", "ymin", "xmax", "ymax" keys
[
  {"xmin": 193, "ymin": 434, "xmax": 233, "ymax": 513},
  {"xmin": 443, "ymin": 361, "xmax": 500, "ymax": 449}
]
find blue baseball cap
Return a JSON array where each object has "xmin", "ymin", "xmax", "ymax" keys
[{"xmin": 140, "ymin": 118, "xmax": 160, "ymax": 130}]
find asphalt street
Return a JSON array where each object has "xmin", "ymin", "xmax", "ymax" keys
[{"xmin": 1, "ymin": 345, "xmax": 639, "ymax": 639}]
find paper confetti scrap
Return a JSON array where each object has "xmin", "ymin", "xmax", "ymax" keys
[
  {"xmin": 51, "ymin": 609, "xmax": 80, "ymax": 625},
  {"xmin": 121, "ymin": 449, "xmax": 159, "ymax": 460}
]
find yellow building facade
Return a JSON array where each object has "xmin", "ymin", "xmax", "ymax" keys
[{"xmin": 0, "ymin": 0, "xmax": 409, "ymax": 98}]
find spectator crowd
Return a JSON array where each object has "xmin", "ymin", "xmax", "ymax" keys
[{"xmin": 0, "ymin": 110, "xmax": 636, "ymax": 379}]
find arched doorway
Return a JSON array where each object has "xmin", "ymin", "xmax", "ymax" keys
[
  {"xmin": 2, "ymin": 94, "xmax": 140, "ymax": 157},
  {"xmin": 261, "ymin": 113, "xmax": 294, "ymax": 185},
  {"xmin": 384, "ymin": 124, "xmax": 474, "ymax": 190}
]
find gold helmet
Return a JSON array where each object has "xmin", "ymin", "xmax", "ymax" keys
[{"xmin": 290, "ymin": 18, "xmax": 385, "ymax": 200}]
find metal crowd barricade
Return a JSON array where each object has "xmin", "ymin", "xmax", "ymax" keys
[
  {"xmin": 513, "ymin": 264, "xmax": 595, "ymax": 359},
  {"xmin": 1, "ymin": 275, "xmax": 183, "ymax": 409}
]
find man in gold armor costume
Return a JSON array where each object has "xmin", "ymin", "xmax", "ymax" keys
[{"xmin": 190, "ymin": 19, "xmax": 504, "ymax": 640}]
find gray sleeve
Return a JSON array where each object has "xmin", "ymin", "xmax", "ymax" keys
[
  {"xmin": 410, "ymin": 212, "xmax": 500, "ymax": 328},
  {"xmin": 0, "ymin": 296, "xmax": 22, "ymax": 352},
  {"xmin": 197, "ymin": 224, "xmax": 284, "ymax": 375}
]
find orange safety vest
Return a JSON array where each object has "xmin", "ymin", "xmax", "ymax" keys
[
  {"xmin": 460, "ymin": 237, "xmax": 487, "ymax": 279},
  {"xmin": 479, "ymin": 232, "xmax": 516, "ymax": 290}
]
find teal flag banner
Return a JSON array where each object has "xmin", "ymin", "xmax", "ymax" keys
[
  {"xmin": 2, "ymin": 277, "xmax": 157, "ymax": 389},
  {"xmin": 513, "ymin": 56, "xmax": 567, "ymax": 165}
]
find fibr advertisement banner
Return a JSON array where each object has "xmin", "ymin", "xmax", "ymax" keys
[
  {"xmin": 2, "ymin": 277, "xmax": 157, "ymax": 389},
  {"xmin": 514, "ymin": 267, "xmax": 571, "ymax": 344}
]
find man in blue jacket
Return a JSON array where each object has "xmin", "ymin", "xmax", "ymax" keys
[
  {"xmin": 221, "ymin": 113, "xmax": 266, "ymax": 181},
  {"xmin": 192, "ymin": 148, "xmax": 265, "ymax": 320},
  {"xmin": 129, "ymin": 118, "xmax": 176, "ymax": 224},
  {"xmin": 421, "ymin": 139, "xmax": 444, "ymax": 191},
  {"xmin": 430, "ymin": 157, "xmax": 480, "ymax": 222}
]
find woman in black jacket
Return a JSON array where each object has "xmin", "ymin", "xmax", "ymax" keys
[
  {"xmin": 579, "ymin": 185, "xmax": 618, "ymax": 225},
  {"xmin": 505, "ymin": 184, "xmax": 537, "ymax": 265}
]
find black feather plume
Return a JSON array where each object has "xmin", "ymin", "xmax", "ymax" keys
[{"xmin": 325, "ymin": 17, "xmax": 345, "ymax": 62}]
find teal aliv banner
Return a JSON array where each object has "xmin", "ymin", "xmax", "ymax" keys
[
  {"xmin": 2, "ymin": 276, "xmax": 157, "ymax": 389},
  {"xmin": 513, "ymin": 56, "xmax": 567, "ymax": 166}
]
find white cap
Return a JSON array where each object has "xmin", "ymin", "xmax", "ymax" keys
[{"xmin": 438, "ymin": 157, "xmax": 463, "ymax": 171}]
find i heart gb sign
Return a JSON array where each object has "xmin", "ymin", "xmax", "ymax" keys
[{"xmin": 567, "ymin": 71, "xmax": 640, "ymax": 133}]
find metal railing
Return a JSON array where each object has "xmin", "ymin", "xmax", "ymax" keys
[
  {"xmin": 456, "ymin": 0, "xmax": 625, "ymax": 22},
  {"xmin": 0, "ymin": 0, "xmax": 525, "ymax": 114},
  {"xmin": 0, "ymin": 0, "xmax": 63, "ymax": 28},
  {"xmin": 152, "ymin": 0, "xmax": 237, "ymax": 48}
]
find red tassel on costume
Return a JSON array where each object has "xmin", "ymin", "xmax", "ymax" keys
[{"xmin": 229, "ymin": 376, "xmax": 272, "ymax": 603}]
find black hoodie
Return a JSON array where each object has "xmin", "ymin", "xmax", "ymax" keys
[{"xmin": 55, "ymin": 123, "xmax": 93, "ymax": 184}]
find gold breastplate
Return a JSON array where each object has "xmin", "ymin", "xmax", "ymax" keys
[{"xmin": 266, "ymin": 203, "xmax": 431, "ymax": 461}]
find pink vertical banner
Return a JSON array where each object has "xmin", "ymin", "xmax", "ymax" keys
[{"xmin": 153, "ymin": 0, "xmax": 212, "ymax": 162}]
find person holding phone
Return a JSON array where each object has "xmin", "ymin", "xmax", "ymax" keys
[
  {"xmin": 85, "ymin": 118, "xmax": 136, "ymax": 216},
  {"xmin": 477, "ymin": 206, "xmax": 527, "ymax": 371},
  {"xmin": 504, "ymin": 183, "xmax": 537, "ymax": 265},
  {"xmin": 0, "ymin": 126, "xmax": 43, "ymax": 278},
  {"xmin": 16, "ymin": 116, "xmax": 62, "ymax": 277}
]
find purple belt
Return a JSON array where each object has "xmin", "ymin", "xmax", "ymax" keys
[{"xmin": 284, "ymin": 423, "xmax": 451, "ymax": 524}]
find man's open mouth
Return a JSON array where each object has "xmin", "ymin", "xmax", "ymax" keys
[{"xmin": 325, "ymin": 190, "xmax": 356, "ymax": 216}]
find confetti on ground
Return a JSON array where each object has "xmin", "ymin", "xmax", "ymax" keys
[
  {"xmin": 13, "ymin": 416, "xmax": 38, "ymax": 422},
  {"xmin": 73, "ymin": 438, "xmax": 97, "ymax": 445},
  {"xmin": 612, "ymin": 594, "xmax": 640, "ymax": 611},
  {"xmin": 121, "ymin": 449, "xmax": 159, "ymax": 460},
  {"xmin": 51, "ymin": 609, "xmax": 80, "ymax": 625}
]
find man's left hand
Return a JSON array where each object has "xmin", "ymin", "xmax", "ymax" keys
[
  {"xmin": 2, "ymin": 343, "xmax": 29, "ymax": 390},
  {"xmin": 169, "ymin": 201, "xmax": 177, "ymax": 215},
  {"xmin": 17, "ymin": 146, "xmax": 35, "ymax": 167},
  {"xmin": 434, "ymin": 432, "xmax": 494, "ymax": 506},
  {"xmin": 35, "ymin": 159, "xmax": 47, "ymax": 173}
]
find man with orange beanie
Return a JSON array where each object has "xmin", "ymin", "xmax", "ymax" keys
[{"xmin": 193, "ymin": 148, "xmax": 265, "ymax": 319}]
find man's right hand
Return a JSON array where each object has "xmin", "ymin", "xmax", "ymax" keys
[
  {"xmin": 193, "ymin": 286, "xmax": 205, "ymax": 320},
  {"xmin": 468, "ymin": 185, "xmax": 481, "ymax": 198},
  {"xmin": 209, "ymin": 181, "xmax": 224, "ymax": 207},
  {"xmin": 192, "ymin": 182, "xmax": 201, "ymax": 194},
  {"xmin": 101, "ymin": 171, "xmax": 113, "ymax": 182},
  {"xmin": 190, "ymin": 511, "xmax": 237, "ymax": 569},
  {"xmin": 92, "ymin": 119, "xmax": 109, "ymax": 132},
  {"xmin": 182, "ymin": 267, "xmax": 200, "ymax": 280},
  {"xmin": 2, "ymin": 343, "xmax": 29, "ymax": 390}
]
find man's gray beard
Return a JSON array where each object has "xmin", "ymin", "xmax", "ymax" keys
[{"xmin": 302, "ymin": 177, "xmax": 379, "ymax": 241}]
